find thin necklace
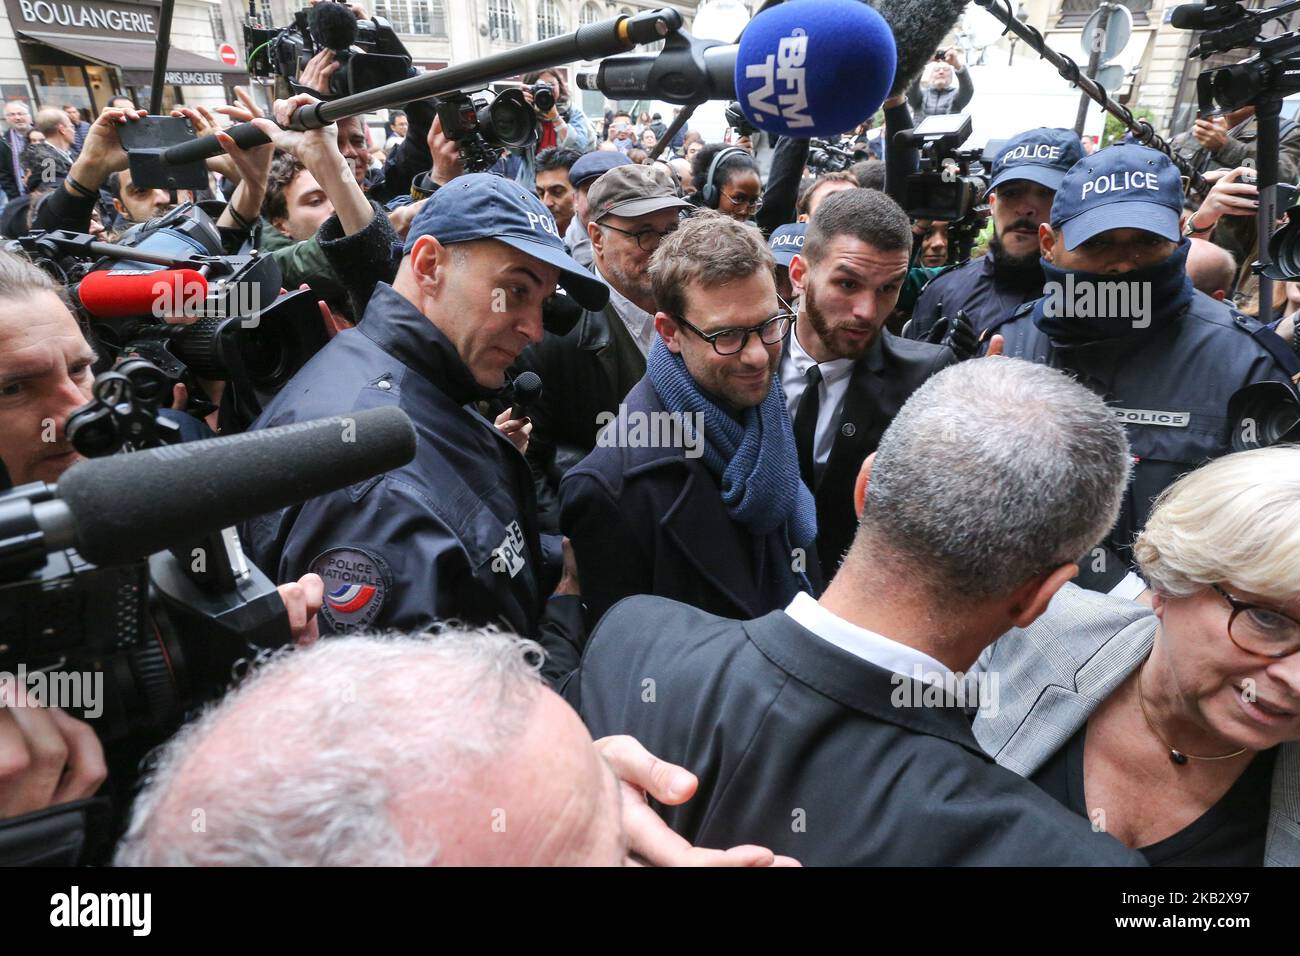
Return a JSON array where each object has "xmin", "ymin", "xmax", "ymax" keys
[{"xmin": 1137, "ymin": 664, "xmax": 1247, "ymax": 766}]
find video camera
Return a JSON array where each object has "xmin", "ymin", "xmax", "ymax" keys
[
  {"xmin": 1176, "ymin": 0, "xmax": 1300, "ymax": 320},
  {"xmin": 806, "ymin": 137, "xmax": 859, "ymax": 174},
  {"xmin": 894, "ymin": 113, "xmax": 989, "ymax": 262},
  {"xmin": 246, "ymin": 0, "xmax": 413, "ymax": 99},
  {"xmin": 10, "ymin": 203, "xmax": 329, "ymax": 431},
  {"xmin": 0, "ymin": 406, "xmax": 416, "ymax": 749},
  {"xmin": 434, "ymin": 89, "xmax": 539, "ymax": 173}
]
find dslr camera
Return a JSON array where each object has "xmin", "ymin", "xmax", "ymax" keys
[{"xmin": 434, "ymin": 89, "xmax": 539, "ymax": 173}]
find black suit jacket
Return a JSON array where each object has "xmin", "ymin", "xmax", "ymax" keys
[
  {"xmin": 560, "ymin": 378, "xmax": 823, "ymax": 629},
  {"xmin": 795, "ymin": 329, "xmax": 957, "ymax": 576},
  {"xmin": 0, "ymin": 135, "xmax": 20, "ymax": 200},
  {"xmin": 566, "ymin": 596, "xmax": 1144, "ymax": 866}
]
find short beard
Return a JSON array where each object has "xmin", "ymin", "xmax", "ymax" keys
[
  {"xmin": 600, "ymin": 257, "xmax": 653, "ymax": 309},
  {"xmin": 802, "ymin": 280, "xmax": 876, "ymax": 360},
  {"xmin": 989, "ymin": 232, "xmax": 1041, "ymax": 271}
]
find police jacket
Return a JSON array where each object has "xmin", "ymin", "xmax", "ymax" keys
[
  {"xmin": 986, "ymin": 288, "xmax": 1295, "ymax": 567},
  {"xmin": 907, "ymin": 247, "xmax": 1044, "ymax": 342},
  {"xmin": 241, "ymin": 283, "xmax": 585, "ymax": 683}
]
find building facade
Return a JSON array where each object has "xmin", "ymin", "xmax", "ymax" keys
[
  {"xmin": 0, "ymin": 0, "xmax": 704, "ymax": 120},
  {"xmin": 221, "ymin": 0, "xmax": 699, "ymax": 121},
  {"xmin": 0, "ymin": 0, "xmax": 247, "ymax": 117}
]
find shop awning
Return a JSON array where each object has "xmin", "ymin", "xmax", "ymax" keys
[{"xmin": 19, "ymin": 31, "xmax": 247, "ymax": 86}]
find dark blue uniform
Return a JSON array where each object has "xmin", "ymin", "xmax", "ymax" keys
[
  {"xmin": 986, "ymin": 290, "xmax": 1294, "ymax": 565},
  {"xmin": 906, "ymin": 251, "xmax": 1043, "ymax": 342},
  {"xmin": 240, "ymin": 283, "xmax": 584, "ymax": 682}
]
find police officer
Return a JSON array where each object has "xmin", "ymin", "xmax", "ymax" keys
[
  {"xmin": 983, "ymin": 144, "xmax": 1300, "ymax": 591},
  {"xmin": 240, "ymin": 174, "xmax": 610, "ymax": 683},
  {"xmin": 768, "ymin": 221, "xmax": 805, "ymax": 305},
  {"xmin": 907, "ymin": 128, "xmax": 1082, "ymax": 342}
]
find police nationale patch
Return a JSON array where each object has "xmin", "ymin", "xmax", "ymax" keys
[{"xmin": 310, "ymin": 547, "xmax": 390, "ymax": 632}]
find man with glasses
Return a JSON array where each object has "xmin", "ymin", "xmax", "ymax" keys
[
  {"xmin": 513, "ymin": 163, "xmax": 692, "ymax": 527},
  {"xmin": 1, "ymin": 100, "xmax": 33, "ymax": 200},
  {"xmin": 560, "ymin": 210, "xmax": 820, "ymax": 627},
  {"xmin": 783, "ymin": 188, "xmax": 959, "ymax": 577}
]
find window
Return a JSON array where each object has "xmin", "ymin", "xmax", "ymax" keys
[
  {"xmin": 537, "ymin": 0, "xmax": 564, "ymax": 39},
  {"xmin": 579, "ymin": 2, "xmax": 603, "ymax": 26},
  {"xmin": 488, "ymin": 0, "xmax": 521, "ymax": 42},
  {"xmin": 373, "ymin": 1, "xmax": 409, "ymax": 32},
  {"xmin": 255, "ymin": 0, "xmax": 275, "ymax": 28},
  {"xmin": 208, "ymin": 4, "xmax": 227, "ymax": 44},
  {"xmin": 410, "ymin": 0, "xmax": 446, "ymax": 35}
]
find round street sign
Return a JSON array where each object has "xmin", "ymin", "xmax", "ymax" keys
[
  {"xmin": 219, "ymin": 43, "xmax": 239, "ymax": 66},
  {"xmin": 1081, "ymin": 3, "xmax": 1133, "ymax": 63},
  {"xmin": 1096, "ymin": 63, "xmax": 1126, "ymax": 92}
]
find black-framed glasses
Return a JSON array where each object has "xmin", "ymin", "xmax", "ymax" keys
[
  {"xmin": 1211, "ymin": 584, "xmax": 1300, "ymax": 659},
  {"xmin": 597, "ymin": 221, "xmax": 678, "ymax": 252},
  {"xmin": 674, "ymin": 306, "xmax": 794, "ymax": 356}
]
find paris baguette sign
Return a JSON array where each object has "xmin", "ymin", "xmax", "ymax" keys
[{"xmin": 4, "ymin": 0, "xmax": 163, "ymax": 38}]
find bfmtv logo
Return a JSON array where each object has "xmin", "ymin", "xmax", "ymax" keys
[{"xmin": 743, "ymin": 30, "xmax": 813, "ymax": 131}]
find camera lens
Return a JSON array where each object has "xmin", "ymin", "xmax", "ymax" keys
[
  {"xmin": 480, "ymin": 90, "xmax": 538, "ymax": 150},
  {"xmin": 532, "ymin": 82, "xmax": 556, "ymax": 114}
]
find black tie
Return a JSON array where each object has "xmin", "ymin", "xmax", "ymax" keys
[{"xmin": 794, "ymin": 364, "xmax": 822, "ymax": 489}]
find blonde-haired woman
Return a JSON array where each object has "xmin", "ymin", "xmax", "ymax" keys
[{"xmin": 976, "ymin": 446, "xmax": 1300, "ymax": 865}]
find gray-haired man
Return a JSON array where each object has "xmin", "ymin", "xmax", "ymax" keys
[
  {"xmin": 564, "ymin": 357, "xmax": 1145, "ymax": 866},
  {"xmin": 115, "ymin": 631, "xmax": 798, "ymax": 866}
]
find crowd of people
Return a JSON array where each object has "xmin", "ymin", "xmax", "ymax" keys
[{"xmin": 1, "ymin": 33, "xmax": 1299, "ymax": 869}]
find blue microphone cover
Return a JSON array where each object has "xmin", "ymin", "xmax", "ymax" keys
[{"xmin": 735, "ymin": 0, "xmax": 896, "ymax": 138}]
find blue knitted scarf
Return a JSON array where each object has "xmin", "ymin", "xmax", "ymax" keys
[{"xmin": 647, "ymin": 338, "xmax": 818, "ymax": 591}]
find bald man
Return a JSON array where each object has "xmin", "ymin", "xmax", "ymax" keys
[
  {"xmin": 1186, "ymin": 236, "xmax": 1237, "ymax": 302},
  {"xmin": 114, "ymin": 631, "xmax": 797, "ymax": 867}
]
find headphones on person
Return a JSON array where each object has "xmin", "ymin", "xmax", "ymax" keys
[{"xmin": 701, "ymin": 146, "xmax": 749, "ymax": 209}]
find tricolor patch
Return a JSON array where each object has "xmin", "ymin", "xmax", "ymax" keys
[
  {"xmin": 327, "ymin": 582, "xmax": 378, "ymax": 614},
  {"xmin": 310, "ymin": 547, "xmax": 390, "ymax": 632}
]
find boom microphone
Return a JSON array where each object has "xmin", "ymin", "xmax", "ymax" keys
[
  {"xmin": 874, "ymin": 0, "xmax": 970, "ymax": 97},
  {"xmin": 36, "ymin": 407, "xmax": 417, "ymax": 567},
  {"xmin": 579, "ymin": 0, "xmax": 897, "ymax": 138},
  {"xmin": 161, "ymin": 122, "xmax": 272, "ymax": 170},
  {"xmin": 1169, "ymin": 3, "xmax": 1210, "ymax": 29},
  {"xmin": 77, "ymin": 269, "xmax": 209, "ymax": 319},
  {"xmin": 308, "ymin": 0, "xmax": 359, "ymax": 50}
]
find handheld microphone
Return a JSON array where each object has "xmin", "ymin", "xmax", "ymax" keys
[
  {"xmin": 77, "ymin": 269, "xmax": 209, "ymax": 320},
  {"xmin": 308, "ymin": 0, "xmax": 359, "ymax": 50},
  {"xmin": 161, "ymin": 123, "xmax": 272, "ymax": 170},
  {"xmin": 579, "ymin": 0, "xmax": 896, "ymax": 138},
  {"xmin": 36, "ymin": 407, "xmax": 417, "ymax": 567},
  {"xmin": 509, "ymin": 371, "xmax": 543, "ymax": 420}
]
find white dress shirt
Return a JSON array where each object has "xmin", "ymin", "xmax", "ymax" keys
[
  {"xmin": 784, "ymin": 591, "xmax": 953, "ymax": 686},
  {"xmin": 780, "ymin": 321, "xmax": 855, "ymax": 485},
  {"xmin": 597, "ymin": 263, "xmax": 656, "ymax": 356}
]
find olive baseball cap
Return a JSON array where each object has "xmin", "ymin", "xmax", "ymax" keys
[{"xmin": 587, "ymin": 164, "xmax": 693, "ymax": 221}]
